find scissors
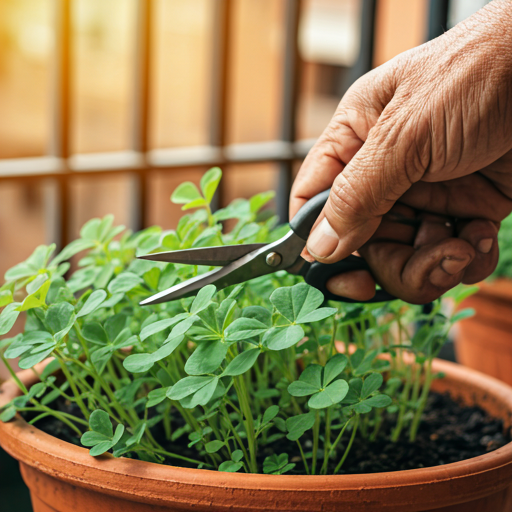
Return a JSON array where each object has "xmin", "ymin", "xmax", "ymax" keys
[{"xmin": 138, "ymin": 189, "xmax": 415, "ymax": 306}]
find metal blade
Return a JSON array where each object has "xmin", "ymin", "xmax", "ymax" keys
[
  {"xmin": 140, "ymin": 230, "xmax": 306, "ymax": 306},
  {"xmin": 137, "ymin": 243, "xmax": 266, "ymax": 266}
]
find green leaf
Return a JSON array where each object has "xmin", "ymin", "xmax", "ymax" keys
[
  {"xmin": 140, "ymin": 314, "xmax": 188, "ymax": 341},
  {"xmin": 0, "ymin": 290, "xmax": 13, "ymax": 307},
  {"xmin": 222, "ymin": 349, "xmax": 260, "ymax": 377},
  {"xmin": 104, "ymin": 314, "xmax": 127, "ymax": 342},
  {"xmin": 200, "ymin": 167, "xmax": 222, "ymax": 203},
  {"xmin": 146, "ymin": 387, "xmax": 170, "ymax": 408},
  {"xmin": 285, "ymin": 412, "xmax": 316, "ymax": 441},
  {"xmin": 108, "ymin": 272, "xmax": 144, "ymax": 294},
  {"xmin": 185, "ymin": 340, "xmax": 228, "ymax": 375},
  {"xmin": 205, "ymin": 440, "xmax": 224, "ymax": 453},
  {"xmin": 182, "ymin": 198, "xmax": 208, "ymax": 211},
  {"xmin": 232, "ymin": 449, "xmax": 243, "ymax": 462},
  {"xmin": 323, "ymin": 354, "xmax": 348, "ymax": 386},
  {"xmin": 264, "ymin": 325, "xmax": 304, "ymax": 350},
  {"xmin": 77, "ymin": 290, "xmax": 107, "ymax": 318},
  {"xmin": 270, "ymin": 283, "xmax": 324, "ymax": 323},
  {"xmin": 82, "ymin": 322, "xmax": 108, "ymax": 345},
  {"xmin": 80, "ymin": 218, "xmax": 101, "ymax": 240},
  {"xmin": 143, "ymin": 267, "xmax": 161, "ymax": 290},
  {"xmin": 308, "ymin": 380, "xmax": 349, "ymax": 409},
  {"xmin": 299, "ymin": 364, "xmax": 323, "ymax": 389},
  {"xmin": 0, "ymin": 406, "xmax": 16, "ymax": 422},
  {"xmin": 89, "ymin": 441, "xmax": 114, "ymax": 457},
  {"xmin": 242, "ymin": 306, "xmax": 272, "ymax": 326},
  {"xmin": 287, "ymin": 381, "xmax": 318, "ymax": 397},
  {"xmin": 361, "ymin": 373, "xmax": 383, "ymax": 399},
  {"xmin": 167, "ymin": 376, "xmax": 213, "ymax": 400},
  {"xmin": 81, "ymin": 431, "xmax": 111, "ymax": 447},
  {"xmin": 451, "ymin": 308, "xmax": 475, "ymax": 323},
  {"xmin": 190, "ymin": 285, "xmax": 216, "ymax": 315},
  {"xmin": 262, "ymin": 405, "xmax": 279, "ymax": 424},
  {"xmin": 225, "ymin": 318, "xmax": 269, "ymax": 341},
  {"xmin": 52, "ymin": 239, "xmax": 97, "ymax": 266},
  {"xmin": 0, "ymin": 303, "xmax": 21, "ymax": 336},
  {"xmin": 112, "ymin": 424, "xmax": 125, "ymax": 446},
  {"xmin": 171, "ymin": 182, "xmax": 202, "ymax": 204},
  {"xmin": 89, "ymin": 410, "xmax": 113, "ymax": 437},
  {"xmin": 187, "ymin": 376, "xmax": 219, "ymax": 408},
  {"xmin": 18, "ymin": 345, "xmax": 56, "ymax": 369},
  {"xmin": 46, "ymin": 302, "xmax": 75, "ymax": 335},
  {"xmin": 249, "ymin": 191, "xmax": 274, "ymax": 213},
  {"xmin": 219, "ymin": 461, "xmax": 243, "ymax": 472},
  {"xmin": 363, "ymin": 394, "xmax": 392, "ymax": 408},
  {"xmin": 296, "ymin": 307, "xmax": 337, "ymax": 324}
]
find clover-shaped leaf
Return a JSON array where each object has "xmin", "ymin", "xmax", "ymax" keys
[
  {"xmin": 270, "ymin": 283, "xmax": 336, "ymax": 324},
  {"xmin": 167, "ymin": 375, "xmax": 219, "ymax": 408},
  {"xmin": 342, "ymin": 374, "xmax": 392, "ymax": 414},
  {"xmin": 288, "ymin": 355, "xmax": 349, "ymax": 409},
  {"xmin": 81, "ymin": 410, "xmax": 125, "ymax": 457},
  {"xmin": 263, "ymin": 453, "xmax": 295, "ymax": 475},
  {"xmin": 219, "ymin": 448, "xmax": 244, "ymax": 473}
]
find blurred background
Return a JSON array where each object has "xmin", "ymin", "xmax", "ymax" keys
[{"xmin": 0, "ymin": 0, "xmax": 492, "ymax": 510}]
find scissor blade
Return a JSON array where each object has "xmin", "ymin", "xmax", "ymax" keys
[
  {"xmin": 137, "ymin": 244, "xmax": 266, "ymax": 267},
  {"xmin": 140, "ymin": 230, "xmax": 306, "ymax": 306}
]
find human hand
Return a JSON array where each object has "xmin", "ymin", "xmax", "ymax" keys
[{"xmin": 290, "ymin": 0, "xmax": 512, "ymax": 304}]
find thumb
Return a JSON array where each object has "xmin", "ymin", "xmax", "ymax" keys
[{"xmin": 306, "ymin": 107, "xmax": 428, "ymax": 263}]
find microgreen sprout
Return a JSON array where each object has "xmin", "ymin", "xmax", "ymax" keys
[{"xmin": 0, "ymin": 168, "xmax": 475, "ymax": 474}]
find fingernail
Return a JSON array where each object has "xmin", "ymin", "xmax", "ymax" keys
[
  {"xmin": 307, "ymin": 218, "xmax": 339, "ymax": 258},
  {"xmin": 477, "ymin": 238, "xmax": 493, "ymax": 254},
  {"xmin": 440, "ymin": 255, "xmax": 471, "ymax": 275}
]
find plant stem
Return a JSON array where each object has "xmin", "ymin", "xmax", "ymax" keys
[
  {"xmin": 391, "ymin": 364, "xmax": 412, "ymax": 442},
  {"xmin": 312, "ymin": 410, "xmax": 320, "ymax": 475},
  {"xmin": 409, "ymin": 359, "xmax": 433, "ymax": 441},
  {"xmin": 233, "ymin": 376, "xmax": 258, "ymax": 473},
  {"xmin": 334, "ymin": 415, "xmax": 359, "ymax": 474},
  {"xmin": 323, "ymin": 419, "xmax": 350, "ymax": 473},
  {"xmin": 296, "ymin": 440, "xmax": 310, "ymax": 475},
  {"xmin": 322, "ymin": 407, "xmax": 331, "ymax": 475},
  {"xmin": 55, "ymin": 355, "xmax": 90, "ymax": 420}
]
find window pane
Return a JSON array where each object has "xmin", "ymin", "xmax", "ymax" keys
[
  {"xmin": 148, "ymin": 168, "xmax": 207, "ymax": 229},
  {"xmin": 0, "ymin": 181, "xmax": 51, "ymax": 277},
  {"xmin": 0, "ymin": 0, "xmax": 52, "ymax": 158},
  {"xmin": 297, "ymin": 0, "xmax": 361, "ymax": 140},
  {"xmin": 150, "ymin": 0, "xmax": 213, "ymax": 149},
  {"xmin": 69, "ymin": 174, "xmax": 134, "ymax": 239},
  {"xmin": 227, "ymin": 0, "xmax": 284, "ymax": 144},
  {"xmin": 72, "ymin": 0, "xmax": 136, "ymax": 153}
]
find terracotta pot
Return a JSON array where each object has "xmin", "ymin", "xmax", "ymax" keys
[
  {"xmin": 455, "ymin": 279, "xmax": 512, "ymax": 386},
  {"xmin": 1, "ymin": 360, "xmax": 512, "ymax": 512}
]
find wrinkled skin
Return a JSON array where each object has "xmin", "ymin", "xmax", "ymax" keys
[{"xmin": 290, "ymin": 0, "xmax": 512, "ymax": 304}]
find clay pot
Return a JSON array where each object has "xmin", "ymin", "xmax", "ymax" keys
[
  {"xmin": 1, "ymin": 360, "xmax": 512, "ymax": 512},
  {"xmin": 455, "ymin": 279, "xmax": 512, "ymax": 386}
]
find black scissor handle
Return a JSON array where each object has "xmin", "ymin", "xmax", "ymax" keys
[
  {"xmin": 302, "ymin": 256, "xmax": 395, "ymax": 303},
  {"xmin": 291, "ymin": 189, "xmax": 395, "ymax": 303}
]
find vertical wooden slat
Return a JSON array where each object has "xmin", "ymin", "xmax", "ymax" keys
[
  {"xmin": 276, "ymin": 0, "xmax": 302, "ymax": 223},
  {"xmin": 51, "ymin": 0, "xmax": 72, "ymax": 249},
  {"xmin": 209, "ymin": 0, "xmax": 233, "ymax": 211},
  {"xmin": 131, "ymin": 0, "xmax": 152, "ymax": 232},
  {"xmin": 346, "ymin": 0, "xmax": 377, "ymax": 88}
]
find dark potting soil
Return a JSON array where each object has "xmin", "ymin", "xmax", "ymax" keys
[{"xmin": 22, "ymin": 391, "xmax": 510, "ymax": 475}]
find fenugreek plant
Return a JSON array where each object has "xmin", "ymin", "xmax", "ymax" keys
[{"xmin": 0, "ymin": 168, "xmax": 475, "ymax": 475}]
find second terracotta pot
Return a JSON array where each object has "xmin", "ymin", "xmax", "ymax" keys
[{"xmin": 456, "ymin": 279, "xmax": 512, "ymax": 386}]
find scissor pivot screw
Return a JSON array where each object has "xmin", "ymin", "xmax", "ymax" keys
[{"xmin": 266, "ymin": 252, "xmax": 282, "ymax": 267}]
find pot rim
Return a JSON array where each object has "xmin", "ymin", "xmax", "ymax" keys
[{"xmin": 1, "ymin": 359, "xmax": 512, "ymax": 510}]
